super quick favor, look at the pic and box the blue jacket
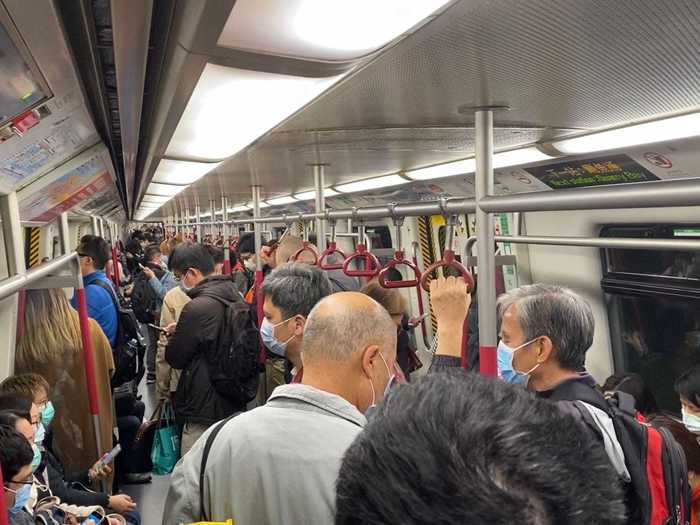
[148,271,178,301]
[71,271,118,347]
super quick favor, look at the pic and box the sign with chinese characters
[523,154,660,189]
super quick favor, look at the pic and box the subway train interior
[1,0,700,524]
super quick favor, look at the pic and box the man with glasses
[0,424,34,524]
[71,234,118,348]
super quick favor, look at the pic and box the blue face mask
[31,443,42,472]
[497,338,540,386]
[41,402,55,427]
[260,317,296,357]
[34,423,45,446]
[9,483,31,514]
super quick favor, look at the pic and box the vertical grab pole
[58,212,70,255]
[222,196,231,274]
[475,109,497,377]
[185,207,190,241]
[209,199,216,241]
[313,164,327,254]
[252,186,266,362]
[74,261,104,463]
[91,216,99,235]
[98,218,105,239]
[195,204,201,243]
[111,223,121,288]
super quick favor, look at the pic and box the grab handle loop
[291,221,319,264]
[378,206,422,288]
[318,218,346,270]
[420,215,474,292]
[342,222,381,277]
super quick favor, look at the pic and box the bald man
[163,292,397,525]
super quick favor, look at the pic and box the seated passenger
[675,365,700,434]
[0,424,35,525]
[0,375,136,516]
[15,288,115,474]
[163,292,397,525]
[646,414,700,524]
[164,244,242,456]
[335,371,627,525]
[260,263,332,390]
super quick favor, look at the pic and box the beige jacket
[156,285,191,400]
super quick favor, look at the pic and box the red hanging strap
[378,251,421,288]
[420,249,474,292]
[318,241,346,270]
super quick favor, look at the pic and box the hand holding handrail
[318,217,346,270]
[378,209,421,288]
[420,215,474,292]
[342,221,381,277]
[291,221,319,264]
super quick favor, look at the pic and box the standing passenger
[163,292,397,525]
[675,365,700,435]
[15,288,115,474]
[164,244,242,455]
[71,235,118,348]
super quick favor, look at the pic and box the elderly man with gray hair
[162,291,397,525]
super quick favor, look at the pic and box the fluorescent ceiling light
[335,174,408,194]
[266,195,298,206]
[166,64,341,161]
[141,194,172,204]
[218,0,450,62]
[406,158,476,181]
[294,188,339,200]
[405,147,554,181]
[552,112,700,155]
[493,147,554,168]
[152,159,221,185]
[229,205,252,213]
[147,182,186,197]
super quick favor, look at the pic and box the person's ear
[360,345,381,379]
[536,336,555,363]
[293,315,306,337]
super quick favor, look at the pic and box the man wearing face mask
[155,244,192,403]
[165,244,244,456]
[260,263,332,394]
[675,366,700,435]
[0,424,35,525]
[163,292,397,525]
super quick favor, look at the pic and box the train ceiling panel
[0,0,124,224]
[139,0,700,221]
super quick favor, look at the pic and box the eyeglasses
[3,475,33,492]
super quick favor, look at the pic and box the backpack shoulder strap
[200,414,237,521]
[89,278,119,309]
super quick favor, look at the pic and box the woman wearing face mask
[675,365,700,435]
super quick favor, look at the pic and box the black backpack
[131,271,158,324]
[90,279,146,388]
[562,392,691,525]
[207,296,262,406]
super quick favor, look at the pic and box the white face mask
[682,408,700,434]
[366,353,395,417]
[243,259,256,271]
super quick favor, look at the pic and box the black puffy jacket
[165,275,247,425]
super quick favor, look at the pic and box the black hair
[236,233,255,256]
[0,424,33,482]
[261,263,332,319]
[602,373,658,415]
[77,234,110,270]
[204,244,224,265]
[0,411,23,431]
[144,244,161,263]
[0,394,32,423]
[168,243,214,276]
[675,365,700,408]
[336,372,627,525]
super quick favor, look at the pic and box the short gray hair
[497,284,594,371]
[303,294,396,361]
[261,263,332,318]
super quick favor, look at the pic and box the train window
[601,224,700,412]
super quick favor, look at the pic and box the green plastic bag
[151,401,180,475]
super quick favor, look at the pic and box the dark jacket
[165,275,246,425]
[40,450,110,508]
[536,372,608,410]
